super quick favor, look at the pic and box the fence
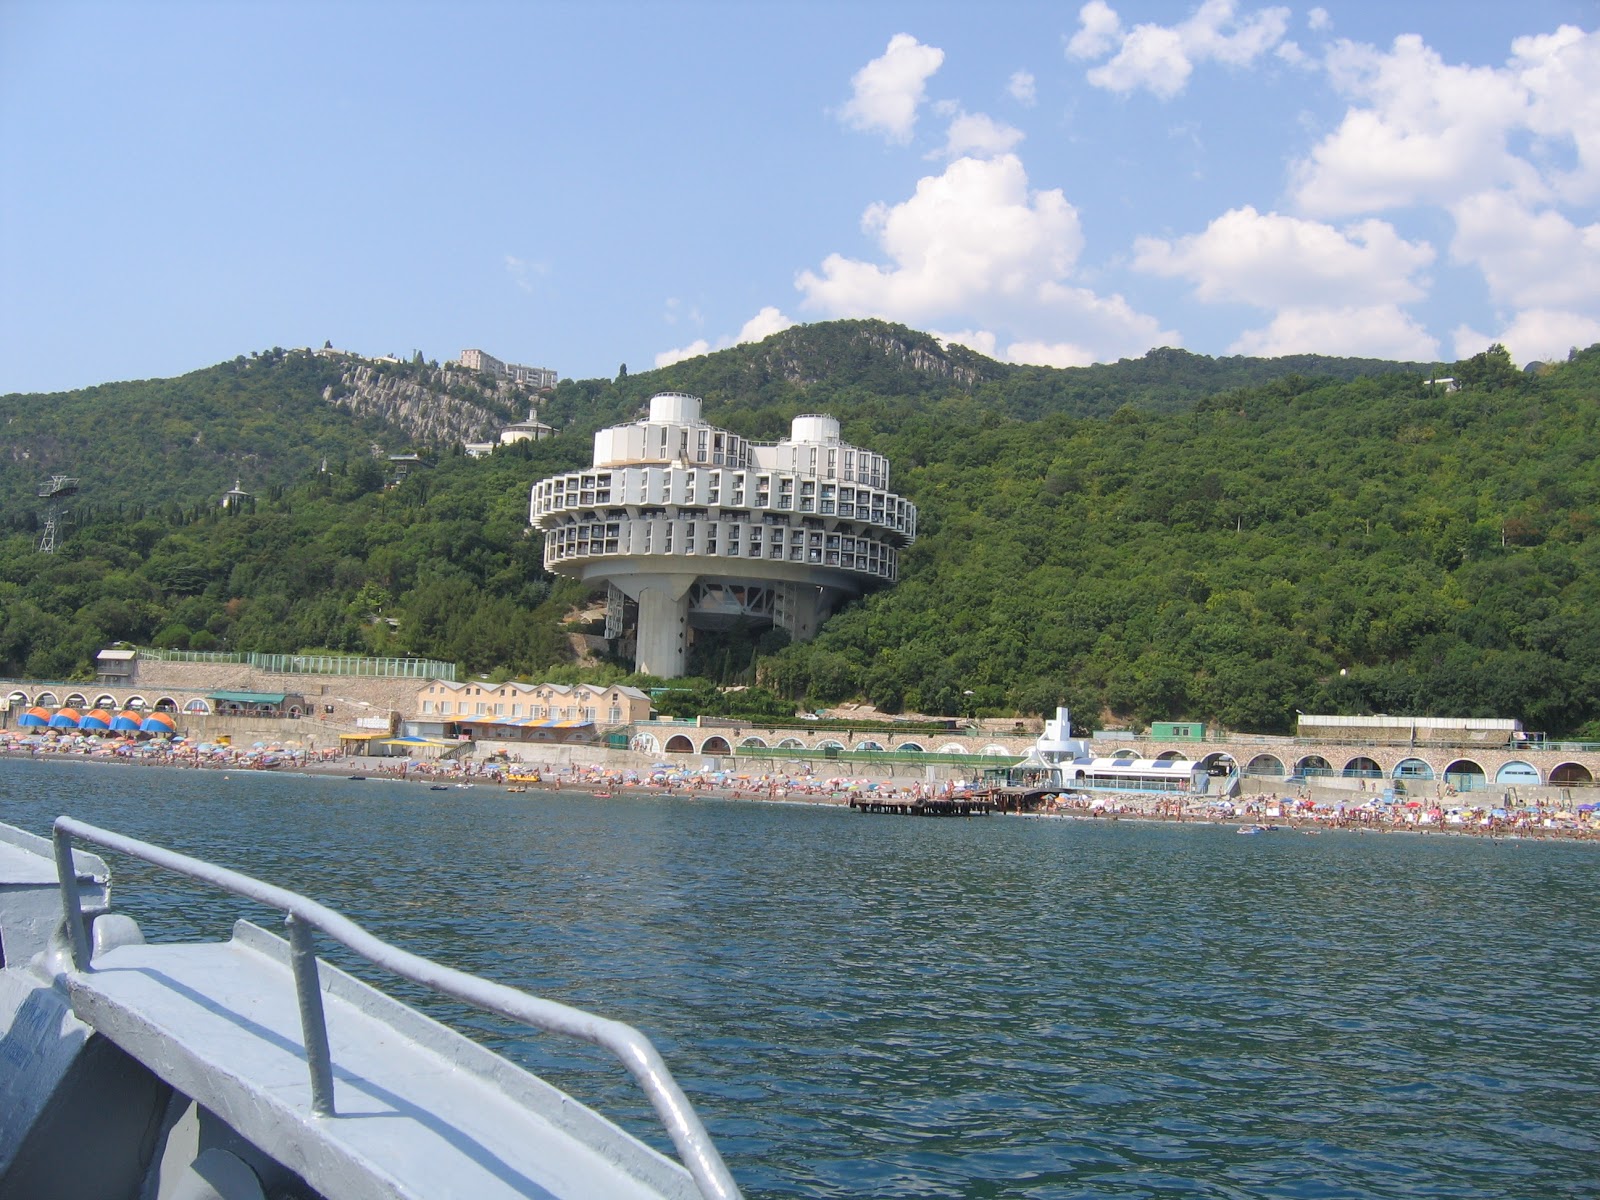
[136,650,456,681]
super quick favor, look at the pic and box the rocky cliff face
[322,363,529,446]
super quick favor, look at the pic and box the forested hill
[4,322,1597,737]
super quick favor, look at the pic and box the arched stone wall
[1245,754,1285,777]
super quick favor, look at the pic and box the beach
[4,729,1598,841]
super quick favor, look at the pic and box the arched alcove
[1495,760,1540,785]
[1443,760,1486,791]
[1393,758,1435,781]
[1550,762,1593,786]
[1244,754,1285,777]
[701,736,731,755]
[664,734,695,753]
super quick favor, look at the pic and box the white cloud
[504,255,548,294]
[838,33,945,143]
[933,111,1026,160]
[796,153,1173,361]
[1008,70,1037,107]
[1005,339,1101,368]
[655,306,795,368]
[1066,1,1122,60]
[1454,310,1600,365]
[1512,25,1600,203]
[932,328,999,358]
[1132,205,1434,308]
[1230,305,1440,359]
[1068,0,1291,98]
[1292,32,1560,216]
[1450,191,1600,310]
[654,339,711,369]
[735,305,795,344]
[797,154,1082,320]
[1307,7,1331,33]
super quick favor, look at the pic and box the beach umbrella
[48,708,83,728]
[17,707,50,728]
[111,710,142,731]
[140,712,177,734]
[79,708,113,731]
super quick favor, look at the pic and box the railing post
[51,825,91,971]
[286,912,337,1116]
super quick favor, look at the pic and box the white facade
[530,392,916,677]
[459,349,558,390]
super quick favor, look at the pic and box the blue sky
[2,0,1597,395]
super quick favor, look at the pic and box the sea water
[3,758,1597,1199]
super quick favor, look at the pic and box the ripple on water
[4,763,1598,1199]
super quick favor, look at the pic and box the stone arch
[816,739,845,751]
[855,740,884,751]
[1244,754,1285,778]
[937,742,970,755]
[153,697,180,714]
[123,695,147,710]
[93,693,117,709]
[898,742,925,753]
[6,690,28,708]
[1296,755,1332,777]
[981,744,1011,756]
[1393,757,1435,781]
[1495,760,1541,785]
[1343,756,1381,778]
[777,737,805,749]
[1110,747,1139,760]
[35,691,60,707]
[664,734,695,754]
[287,705,303,719]
[1549,762,1594,786]
[740,736,769,749]
[182,698,212,715]
[630,732,659,753]
[1198,752,1237,777]
[701,735,731,755]
[1443,759,1487,792]
[1154,749,1186,761]
[63,692,88,709]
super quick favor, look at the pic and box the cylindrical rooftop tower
[531,392,917,677]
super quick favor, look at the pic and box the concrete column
[636,587,690,678]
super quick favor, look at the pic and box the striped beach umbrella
[139,712,177,734]
[79,708,114,731]
[17,706,51,728]
[48,708,83,729]
[111,710,143,731]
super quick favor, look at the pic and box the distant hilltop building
[530,391,917,678]
[457,349,558,390]
[465,407,554,458]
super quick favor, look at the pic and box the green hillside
[4,321,1595,737]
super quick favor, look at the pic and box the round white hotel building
[530,391,916,678]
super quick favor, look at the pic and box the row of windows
[535,470,913,532]
[544,519,899,578]
[420,699,623,721]
[602,430,887,486]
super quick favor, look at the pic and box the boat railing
[51,816,741,1200]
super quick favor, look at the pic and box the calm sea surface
[4,757,1598,1199]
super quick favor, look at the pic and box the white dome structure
[530,392,917,677]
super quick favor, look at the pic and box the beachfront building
[415,680,651,725]
[530,391,917,677]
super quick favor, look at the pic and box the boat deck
[67,921,700,1200]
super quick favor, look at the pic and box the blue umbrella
[17,707,50,728]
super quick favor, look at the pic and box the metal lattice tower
[36,474,80,554]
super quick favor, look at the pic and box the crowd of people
[5,728,1598,839]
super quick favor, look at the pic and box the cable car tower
[37,474,79,553]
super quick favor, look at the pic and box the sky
[2,0,1597,396]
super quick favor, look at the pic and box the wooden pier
[850,794,994,816]
[849,787,1059,817]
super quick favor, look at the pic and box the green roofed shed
[209,691,289,704]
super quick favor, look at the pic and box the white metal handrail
[51,816,741,1200]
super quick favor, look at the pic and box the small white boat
[0,817,740,1199]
